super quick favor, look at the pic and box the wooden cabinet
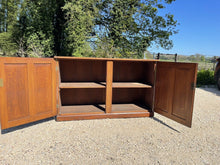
[56,58,156,121]
[0,57,197,130]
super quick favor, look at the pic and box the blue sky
[148,0,220,56]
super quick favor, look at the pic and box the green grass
[158,59,215,71]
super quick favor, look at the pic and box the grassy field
[197,62,215,71]
[154,54,217,71]
[157,59,215,71]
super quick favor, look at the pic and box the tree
[0,0,20,32]
[0,0,178,58]
[53,0,66,56]
[12,0,60,57]
[61,0,177,58]
[62,0,99,56]
[94,0,178,58]
[0,31,17,55]
[201,55,205,62]
[0,0,21,55]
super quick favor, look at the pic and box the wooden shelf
[57,103,151,121]
[60,104,150,114]
[111,103,151,113]
[59,82,152,89]
[112,82,152,88]
[59,105,105,114]
[59,82,106,89]
[98,103,150,113]
[99,82,152,88]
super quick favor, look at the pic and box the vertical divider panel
[105,60,113,113]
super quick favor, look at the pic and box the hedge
[197,69,216,86]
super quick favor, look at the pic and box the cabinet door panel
[154,62,197,127]
[154,65,175,114]
[33,63,54,115]
[4,64,29,122]
[0,57,57,130]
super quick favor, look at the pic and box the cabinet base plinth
[56,111,153,121]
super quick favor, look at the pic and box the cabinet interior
[112,61,155,113]
[57,59,155,118]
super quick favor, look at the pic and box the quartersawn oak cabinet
[0,56,197,130]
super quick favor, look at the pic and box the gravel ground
[0,87,220,164]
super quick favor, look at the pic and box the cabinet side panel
[4,63,30,122]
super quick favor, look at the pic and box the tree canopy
[0,0,177,58]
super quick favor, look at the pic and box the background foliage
[0,0,177,58]
[197,69,216,86]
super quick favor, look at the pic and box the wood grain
[154,62,198,127]
[112,82,152,88]
[59,59,106,82]
[56,111,150,121]
[0,57,57,129]
[60,88,106,105]
[60,105,105,114]
[59,82,105,88]
[105,61,113,113]
[110,103,150,113]
[32,63,53,115]
[0,57,198,129]
[4,63,30,122]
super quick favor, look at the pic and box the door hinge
[0,79,3,87]
[56,66,59,71]
[191,83,196,90]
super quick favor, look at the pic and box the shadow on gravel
[1,117,55,134]
[198,87,220,96]
[152,117,180,133]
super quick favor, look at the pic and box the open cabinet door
[154,62,197,127]
[0,57,57,130]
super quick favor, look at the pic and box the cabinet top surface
[54,56,159,62]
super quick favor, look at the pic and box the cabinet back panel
[113,61,155,85]
[59,60,106,82]
[112,88,152,107]
[60,88,105,105]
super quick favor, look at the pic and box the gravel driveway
[0,88,220,164]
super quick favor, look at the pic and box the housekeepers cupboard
[0,56,197,130]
